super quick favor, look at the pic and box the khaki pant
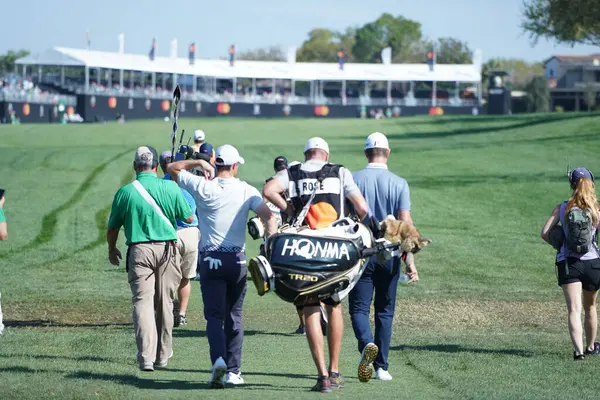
[176,227,200,279]
[127,241,181,367]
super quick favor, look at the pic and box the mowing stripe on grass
[0,148,134,258]
[19,148,134,251]
[74,169,135,255]
[3,168,136,269]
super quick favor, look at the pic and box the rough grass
[1,113,600,399]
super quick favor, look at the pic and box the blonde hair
[566,178,599,225]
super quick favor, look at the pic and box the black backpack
[565,207,595,254]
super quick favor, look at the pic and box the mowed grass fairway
[1,113,600,399]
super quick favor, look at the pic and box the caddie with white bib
[261,137,371,393]
[106,146,194,372]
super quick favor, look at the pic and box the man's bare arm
[263,178,288,212]
[0,221,7,240]
[167,159,213,181]
[255,203,278,238]
[106,228,122,266]
[398,210,413,225]
[347,191,369,221]
[107,228,119,251]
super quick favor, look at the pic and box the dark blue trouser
[199,251,247,374]
[348,256,400,371]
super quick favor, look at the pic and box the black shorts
[556,257,600,291]
[294,295,341,308]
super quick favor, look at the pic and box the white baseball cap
[304,137,329,154]
[134,146,158,165]
[193,129,206,141]
[364,132,389,150]
[215,144,245,166]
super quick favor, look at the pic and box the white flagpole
[118,33,125,54]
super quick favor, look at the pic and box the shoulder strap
[559,201,567,228]
[288,164,302,199]
[132,180,175,232]
[339,166,345,216]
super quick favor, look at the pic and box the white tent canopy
[16,48,85,67]
[16,47,482,83]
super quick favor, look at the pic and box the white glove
[204,256,222,270]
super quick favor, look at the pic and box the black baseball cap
[274,156,288,172]
[200,143,214,155]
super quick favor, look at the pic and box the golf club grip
[360,248,379,257]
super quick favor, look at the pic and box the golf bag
[249,217,379,304]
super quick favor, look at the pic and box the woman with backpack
[541,167,600,360]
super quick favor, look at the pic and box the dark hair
[161,156,172,166]
[216,165,233,172]
[274,156,288,172]
[365,148,388,159]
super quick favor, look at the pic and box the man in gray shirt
[168,144,277,389]
[349,132,416,383]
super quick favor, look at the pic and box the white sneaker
[226,372,245,385]
[375,368,393,381]
[209,357,227,389]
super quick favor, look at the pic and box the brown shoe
[311,376,332,393]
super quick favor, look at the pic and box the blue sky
[2,0,598,63]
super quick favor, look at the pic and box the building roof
[16,47,482,83]
[16,48,86,67]
[545,54,600,65]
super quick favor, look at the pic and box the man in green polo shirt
[107,146,193,372]
[0,192,7,336]
[0,193,6,240]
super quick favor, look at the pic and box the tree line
[0,49,30,73]
[239,13,474,65]
[236,12,549,93]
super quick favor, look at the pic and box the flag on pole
[149,38,156,61]
[118,33,125,54]
[170,39,178,59]
[229,44,235,67]
[86,30,91,50]
[189,42,196,65]
[426,50,435,71]
[337,48,345,70]
[472,48,482,68]
[381,47,392,65]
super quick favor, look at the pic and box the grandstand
[1,46,483,122]
[14,47,482,107]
